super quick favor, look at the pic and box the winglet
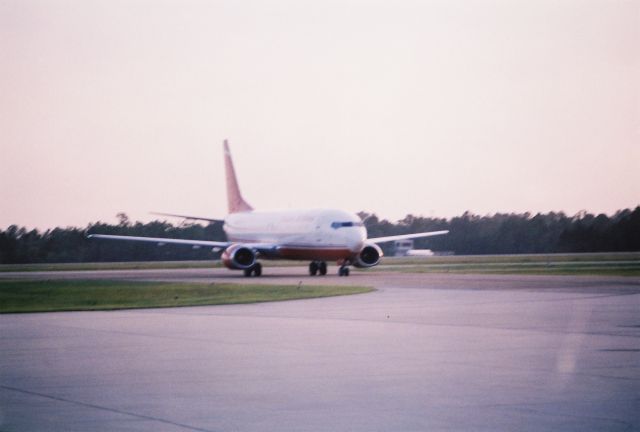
[224,140,253,214]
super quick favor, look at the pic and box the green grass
[0,280,374,314]
[0,260,311,272]
[379,264,640,277]
[0,260,222,272]
[2,252,638,276]
[370,253,640,277]
[381,252,640,265]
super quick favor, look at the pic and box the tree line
[1,208,638,264]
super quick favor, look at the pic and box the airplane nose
[348,228,366,252]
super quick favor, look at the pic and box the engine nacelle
[221,244,257,270]
[353,243,383,268]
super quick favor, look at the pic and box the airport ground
[2,251,639,276]
[1,261,639,431]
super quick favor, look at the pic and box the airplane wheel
[319,261,327,276]
[244,263,262,277]
[338,266,350,277]
[309,261,318,276]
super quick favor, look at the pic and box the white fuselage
[223,208,366,261]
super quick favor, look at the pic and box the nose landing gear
[337,259,351,277]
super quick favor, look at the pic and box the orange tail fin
[224,140,253,214]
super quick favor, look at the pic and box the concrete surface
[1,269,639,431]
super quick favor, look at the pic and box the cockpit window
[331,221,363,229]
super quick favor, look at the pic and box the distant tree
[1,207,638,264]
[116,212,130,227]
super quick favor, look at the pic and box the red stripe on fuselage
[275,247,354,261]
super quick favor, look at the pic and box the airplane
[88,140,448,277]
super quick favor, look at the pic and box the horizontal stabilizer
[150,212,224,223]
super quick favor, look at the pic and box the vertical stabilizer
[224,140,253,213]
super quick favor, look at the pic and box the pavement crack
[0,384,218,432]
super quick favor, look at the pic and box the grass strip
[0,280,374,314]
[0,261,221,272]
[0,260,321,272]
[376,263,640,277]
[2,252,639,273]
[381,252,640,265]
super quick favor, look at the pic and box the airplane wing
[87,234,230,248]
[150,212,224,223]
[368,230,449,244]
[88,235,282,255]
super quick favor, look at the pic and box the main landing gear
[243,262,262,277]
[308,261,351,276]
[309,261,327,276]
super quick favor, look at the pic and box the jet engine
[353,243,383,268]
[221,244,257,270]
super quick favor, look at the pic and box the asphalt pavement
[1,268,639,431]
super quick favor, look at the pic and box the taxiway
[1,268,639,431]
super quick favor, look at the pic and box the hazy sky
[1,0,638,229]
